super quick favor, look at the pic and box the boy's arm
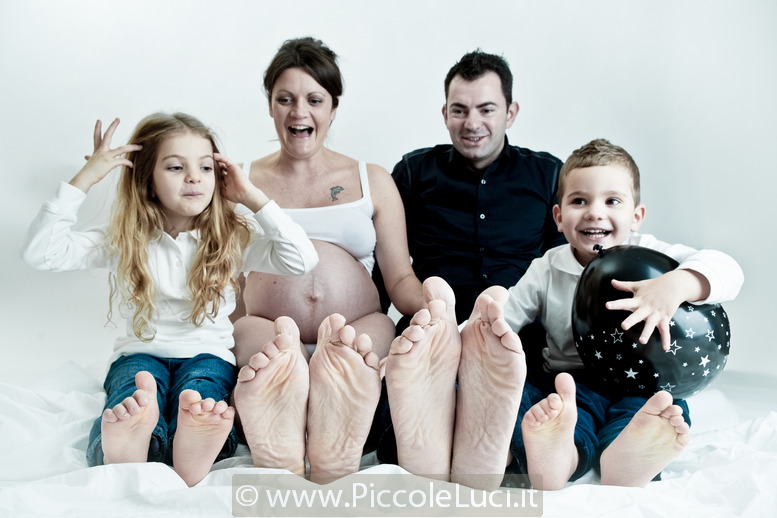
[606,234,744,350]
[606,269,709,350]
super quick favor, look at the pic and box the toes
[237,364,258,382]
[422,276,455,307]
[426,299,450,322]
[248,352,271,371]
[134,371,157,394]
[409,308,431,327]
[554,373,577,400]
[353,333,372,355]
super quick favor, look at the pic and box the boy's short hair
[558,138,641,204]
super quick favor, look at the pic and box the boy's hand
[606,269,710,350]
[69,119,142,193]
[214,153,270,213]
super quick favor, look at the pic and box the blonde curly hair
[106,112,251,341]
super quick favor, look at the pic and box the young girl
[21,113,318,486]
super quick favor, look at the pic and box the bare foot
[101,371,160,464]
[521,372,578,490]
[307,314,381,483]
[599,391,691,487]
[452,286,526,489]
[173,390,235,486]
[233,316,308,475]
[385,276,460,477]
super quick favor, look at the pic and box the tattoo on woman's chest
[330,186,344,201]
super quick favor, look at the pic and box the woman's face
[269,67,337,160]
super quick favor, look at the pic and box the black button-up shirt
[392,137,566,322]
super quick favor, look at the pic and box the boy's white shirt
[21,181,318,366]
[502,233,744,372]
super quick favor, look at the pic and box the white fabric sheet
[1,363,775,518]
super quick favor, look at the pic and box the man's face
[443,71,518,171]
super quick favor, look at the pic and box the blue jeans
[86,353,238,466]
[510,372,691,481]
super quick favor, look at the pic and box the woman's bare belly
[243,240,381,343]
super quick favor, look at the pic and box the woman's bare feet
[452,286,526,489]
[101,370,159,464]
[521,372,578,490]
[385,276,461,477]
[173,390,235,486]
[233,316,309,475]
[599,391,691,487]
[307,314,381,483]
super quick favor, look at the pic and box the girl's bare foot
[101,371,160,464]
[173,390,235,486]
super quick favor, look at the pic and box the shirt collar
[446,136,512,175]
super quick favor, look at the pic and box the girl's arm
[21,119,140,271]
[71,119,142,193]
[215,154,318,276]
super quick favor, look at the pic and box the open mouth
[581,229,611,238]
[289,125,313,136]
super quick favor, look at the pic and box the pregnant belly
[243,240,381,342]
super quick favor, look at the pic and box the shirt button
[482,273,488,279]
[175,261,182,267]
[479,247,485,252]
[479,214,485,220]
[481,179,486,185]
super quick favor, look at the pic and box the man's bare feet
[233,316,308,475]
[385,276,461,477]
[521,372,579,490]
[599,391,691,487]
[452,286,526,490]
[307,314,381,483]
[172,390,235,486]
[101,370,159,464]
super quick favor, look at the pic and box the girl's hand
[69,118,142,193]
[215,153,270,212]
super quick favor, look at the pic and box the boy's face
[553,165,646,266]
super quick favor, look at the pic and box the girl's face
[269,67,337,160]
[152,131,216,235]
[553,165,646,266]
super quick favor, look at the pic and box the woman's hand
[215,153,270,212]
[69,118,142,193]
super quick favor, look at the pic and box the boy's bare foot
[101,370,160,464]
[233,316,308,475]
[173,390,235,486]
[307,314,381,483]
[521,372,578,490]
[385,276,461,477]
[452,286,525,490]
[599,391,691,487]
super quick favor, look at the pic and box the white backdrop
[1,0,774,384]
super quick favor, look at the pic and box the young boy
[502,138,744,489]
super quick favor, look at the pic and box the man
[378,50,565,327]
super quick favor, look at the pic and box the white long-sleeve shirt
[503,233,744,372]
[21,182,319,365]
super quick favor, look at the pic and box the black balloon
[572,245,730,399]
